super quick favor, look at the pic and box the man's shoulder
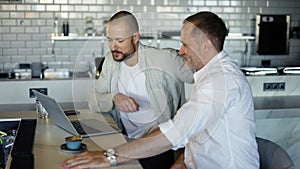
[102,52,120,68]
[141,44,178,56]
[161,47,179,54]
[103,52,116,62]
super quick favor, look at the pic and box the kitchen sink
[43,68,71,79]
[240,67,300,76]
[240,67,278,76]
[0,68,92,80]
[43,69,91,79]
[283,67,300,75]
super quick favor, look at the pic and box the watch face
[105,149,118,166]
[106,149,116,157]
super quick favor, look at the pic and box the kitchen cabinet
[0,78,92,112]
[248,75,300,169]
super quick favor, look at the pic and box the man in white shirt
[62,11,259,169]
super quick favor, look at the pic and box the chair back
[256,137,295,169]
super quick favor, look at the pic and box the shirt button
[188,162,193,168]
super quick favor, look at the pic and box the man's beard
[112,39,136,62]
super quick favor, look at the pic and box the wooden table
[0,111,142,169]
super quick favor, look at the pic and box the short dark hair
[108,11,139,33]
[184,11,227,52]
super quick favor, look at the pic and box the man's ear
[133,32,140,42]
[200,39,209,51]
[204,38,213,50]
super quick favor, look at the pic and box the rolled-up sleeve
[159,119,189,150]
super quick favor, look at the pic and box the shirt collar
[193,50,227,80]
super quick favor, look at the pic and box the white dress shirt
[159,51,259,169]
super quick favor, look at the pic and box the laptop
[32,90,121,137]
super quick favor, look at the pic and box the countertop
[253,96,300,119]
[0,110,142,169]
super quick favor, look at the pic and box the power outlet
[263,82,285,91]
[29,88,48,98]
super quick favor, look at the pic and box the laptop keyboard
[71,120,101,135]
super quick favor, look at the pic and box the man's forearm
[115,128,173,163]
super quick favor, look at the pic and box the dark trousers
[121,128,175,169]
[138,149,175,169]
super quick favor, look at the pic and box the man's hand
[170,152,187,169]
[113,93,139,112]
[61,151,109,169]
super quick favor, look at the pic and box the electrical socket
[263,82,285,91]
[29,88,48,98]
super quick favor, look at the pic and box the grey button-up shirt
[89,42,194,132]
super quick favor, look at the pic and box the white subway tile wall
[0,0,300,71]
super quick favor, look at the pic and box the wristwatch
[104,148,118,166]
